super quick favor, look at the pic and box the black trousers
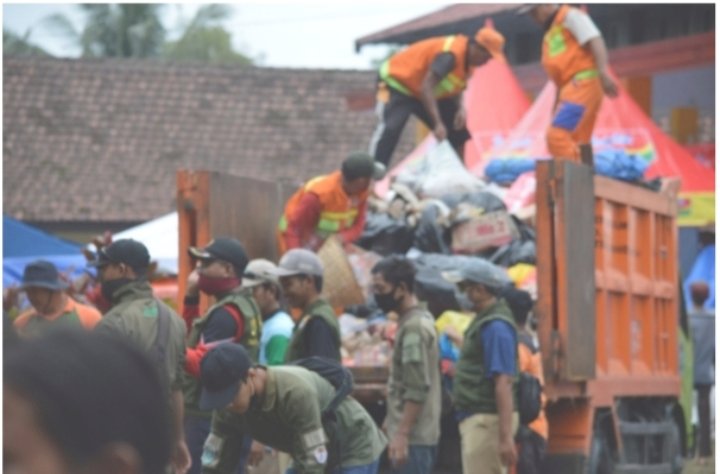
[369,83,471,167]
[516,425,547,474]
[696,383,713,457]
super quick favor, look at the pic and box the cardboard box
[451,211,518,254]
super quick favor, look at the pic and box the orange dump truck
[176,163,685,473]
[536,160,684,473]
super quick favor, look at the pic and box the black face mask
[374,286,402,314]
[100,278,134,303]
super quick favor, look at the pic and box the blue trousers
[286,459,380,474]
[184,414,211,474]
[390,445,437,474]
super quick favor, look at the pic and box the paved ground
[684,456,715,474]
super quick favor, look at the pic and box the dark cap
[188,238,249,276]
[21,260,68,291]
[87,239,150,272]
[199,343,252,411]
[341,152,386,181]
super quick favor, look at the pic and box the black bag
[290,356,354,473]
[517,371,542,425]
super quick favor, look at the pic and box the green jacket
[285,298,341,362]
[453,299,518,414]
[95,280,187,391]
[202,366,387,474]
[182,291,262,416]
[385,306,442,446]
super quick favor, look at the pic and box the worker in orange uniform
[369,27,505,167]
[503,288,547,474]
[519,4,618,163]
[277,152,385,254]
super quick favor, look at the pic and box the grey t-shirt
[690,309,715,385]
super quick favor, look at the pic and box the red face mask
[197,274,240,296]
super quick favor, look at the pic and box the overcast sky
[3,2,450,69]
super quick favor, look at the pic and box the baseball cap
[441,258,511,289]
[242,259,280,289]
[188,237,249,276]
[474,27,505,59]
[87,239,151,272]
[272,249,324,278]
[21,260,68,291]
[199,343,252,411]
[341,152,386,181]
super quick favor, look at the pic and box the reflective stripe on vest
[433,36,467,97]
[545,25,567,57]
[573,69,598,81]
[379,59,413,96]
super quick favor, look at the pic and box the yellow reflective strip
[321,209,358,220]
[443,35,455,51]
[317,218,341,232]
[573,69,599,81]
[278,215,288,231]
[379,58,413,96]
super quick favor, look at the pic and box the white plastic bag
[418,141,486,198]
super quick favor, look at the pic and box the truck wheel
[585,425,614,474]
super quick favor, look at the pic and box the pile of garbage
[337,143,540,367]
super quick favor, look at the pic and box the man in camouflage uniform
[200,343,386,473]
[180,237,262,474]
[92,239,190,473]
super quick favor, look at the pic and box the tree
[44,4,165,58]
[3,28,51,57]
[163,5,252,65]
[42,4,253,65]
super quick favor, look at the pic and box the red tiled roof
[3,58,417,222]
[356,3,520,49]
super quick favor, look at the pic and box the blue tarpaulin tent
[3,216,88,287]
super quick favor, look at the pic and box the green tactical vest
[22,308,82,337]
[183,291,262,416]
[285,298,341,362]
[453,299,519,414]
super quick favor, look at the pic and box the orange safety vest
[541,5,598,87]
[380,35,471,100]
[278,170,368,241]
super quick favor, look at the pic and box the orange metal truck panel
[537,161,679,399]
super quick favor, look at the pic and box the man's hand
[3,286,20,313]
[433,123,448,142]
[171,440,191,474]
[248,441,266,467]
[600,71,618,97]
[453,107,467,130]
[388,431,409,468]
[186,269,200,297]
[498,434,517,468]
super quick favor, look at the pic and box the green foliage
[44,4,165,58]
[3,28,51,57]
[163,5,251,64]
[41,3,252,64]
